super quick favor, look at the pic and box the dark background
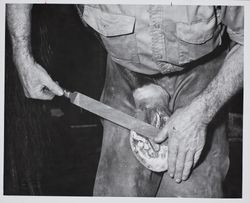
[4,5,243,197]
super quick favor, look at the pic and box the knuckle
[176,162,184,169]
[189,148,196,154]
[175,166,184,175]
[168,161,175,169]
[169,157,176,165]
[183,164,192,174]
[169,146,178,155]
[169,169,175,175]
[185,160,193,167]
[169,165,176,173]
[41,74,51,83]
[182,170,191,178]
[168,158,173,167]
[175,167,182,176]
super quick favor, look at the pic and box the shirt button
[154,23,160,29]
[158,54,163,59]
[102,24,108,28]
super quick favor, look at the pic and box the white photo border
[0,0,249,203]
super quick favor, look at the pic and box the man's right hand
[7,4,63,100]
[14,55,63,100]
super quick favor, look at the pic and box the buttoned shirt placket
[149,5,178,74]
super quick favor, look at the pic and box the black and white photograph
[1,0,248,201]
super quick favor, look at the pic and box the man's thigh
[94,47,230,197]
[156,120,229,197]
[156,48,230,197]
[93,56,162,196]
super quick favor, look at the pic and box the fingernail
[175,178,181,183]
[59,89,64,96]
[182,176,187,181]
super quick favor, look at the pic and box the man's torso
[77,5,225,74]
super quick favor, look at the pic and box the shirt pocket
[176,15,223,65]
[82,5,139,62]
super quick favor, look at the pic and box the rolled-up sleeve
[221,6,244,45]
[75,4,88,27]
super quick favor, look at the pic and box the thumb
[45,77,64,96]
[154,124,169,143]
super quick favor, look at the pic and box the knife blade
[64,90,160,139]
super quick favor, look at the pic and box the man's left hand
[154,101,208,183]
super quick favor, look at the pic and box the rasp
[63,90,160,139]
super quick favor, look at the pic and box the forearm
[6,4,33,60]
[195,43,243,123]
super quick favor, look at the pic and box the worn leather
[93,46,230,197]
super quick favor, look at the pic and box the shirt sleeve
[75,4,88,27]
[221,6,244,45]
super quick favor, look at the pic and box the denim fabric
[76,5,243,75]
[93,46,230,197]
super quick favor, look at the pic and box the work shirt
[76,5,244,75]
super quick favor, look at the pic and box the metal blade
[69,92,160,139]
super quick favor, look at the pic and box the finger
[44,76,63,96]
[154,125,169,143]
[182,150,195,181]
[36,87,55,100]
[42,86,56,98]
[29,92,54,100]
[168,142,178,178]
[38,93,55,100]
[174,149,187,183]
[193,148,203,167]
[25,85,54,100]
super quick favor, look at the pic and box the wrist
[12,35,32,56]
[191,96,214,125]
[12,42,34,67]
[191,93,219,125]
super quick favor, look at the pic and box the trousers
[93,47,230,197]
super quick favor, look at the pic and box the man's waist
[109,43,229,76]
[110,56,185,75]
